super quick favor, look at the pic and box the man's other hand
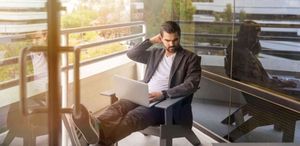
[149,92,163,103]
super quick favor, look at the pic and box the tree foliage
[144,0,195,38]
[61,7,98,28]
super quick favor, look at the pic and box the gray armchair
[100,90,201,146]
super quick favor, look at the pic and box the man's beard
[167,46,178,53]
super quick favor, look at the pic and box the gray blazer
[127,39,201,127]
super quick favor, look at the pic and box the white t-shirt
[148,53,176,93]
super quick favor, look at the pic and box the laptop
[113,75,161,107]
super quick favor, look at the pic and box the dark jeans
[97,99,164,145]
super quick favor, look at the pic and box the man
[72,21,201,145]
[224,20,296,91]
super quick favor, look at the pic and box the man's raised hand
[150,34,162,44]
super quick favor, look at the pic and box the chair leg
[223,117,270,141]
[233,110,245,126]
[221,105,247,125]
[273,124,281,131]
[160,137,172,146]
[24,132,35,146]
[2,130,15,145]
[115,142,118,146]
[281,120,296,142]
[185,129,201,146]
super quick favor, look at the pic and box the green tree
[172,0,195,20]
[144,0,195,39]
[217,4,233,22]
[239,10,247,22]
[204,3,235,45]
[61,7,98,28]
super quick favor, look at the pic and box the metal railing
[19,46,74,115]
[17,21,146,115]
[0,21,146,90]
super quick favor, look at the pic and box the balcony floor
[0,125,217,146]
[118,127,217,146]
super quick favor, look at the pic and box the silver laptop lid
[113,75,150,107]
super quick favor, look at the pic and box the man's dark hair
[160,21,181,37]
[237,20,261,55]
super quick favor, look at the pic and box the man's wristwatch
[162,90,169,100]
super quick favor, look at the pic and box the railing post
[73,47,81,118]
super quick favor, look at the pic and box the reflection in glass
[224,20,297,95]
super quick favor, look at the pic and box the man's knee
[113,99,138,107]
[127,107,163,125]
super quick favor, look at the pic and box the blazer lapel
[155,49,165,69]
[169,48,184,84]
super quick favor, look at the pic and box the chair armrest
[100,89,115,97]
[154,96,185,109]
[100,89,118,104]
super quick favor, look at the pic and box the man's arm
[127,34,162,64]
[166,55,201,98]
[126,39,152,64]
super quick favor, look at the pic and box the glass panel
[188,0,300,144]
[0,1,50,145]
[192,78,233,138]
[10,0,296,145]
[174,0,300,144]
[59,0,299,144]
[62,0,299,144]
[227,0,300,143]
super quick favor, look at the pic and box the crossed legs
[72,99,164,145]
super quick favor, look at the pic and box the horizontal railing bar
[61,108,73,113]
[0,3,46,9]
[0,46,73,67]
[0,50,129,90]
[186,45,300,52]
[0,31,47,42]
[29,107,48,114]
[0,75,35,90]
[62,50,128,71]
[178,20,237,26]
[178,20,300,28]
[27,107,74,114]
[0,23,47,34]
[0,19,47,23]
[0,56,31,67]
[183,32,300,42]
[75,33,145,50]
[182,33,236,40]
[0,8,46,12]
[25,46,74,52]
[261,49,300,56]
[259,35,300,42]
[61,21,144,34]
[183,45,226,50]
[202,69,300,113]
[0,21,144,41]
